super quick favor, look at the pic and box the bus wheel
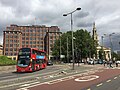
[32,67,35,72]
[36,66,39,71]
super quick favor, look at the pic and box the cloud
[0,0,120,49]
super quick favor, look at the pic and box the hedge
[0,56,16,66]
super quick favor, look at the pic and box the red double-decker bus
[16,47,47,72]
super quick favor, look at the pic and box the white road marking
[75,75,99,82]
[106,80,111,82]
[0,75,15,79]
[0,80,38,89]
[97,83,103,87]
[20,82,40,87]
[17,76,75,90]
[17,68,103,90]
[114,77,117,79]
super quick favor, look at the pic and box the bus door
[39,59,43,69]
[32,60,35,71]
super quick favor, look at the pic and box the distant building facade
[45,32,62,59]
[3,24,60,60]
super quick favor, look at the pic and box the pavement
[16,63,120,90]
[0,63,119,74]
[0,65,16,73]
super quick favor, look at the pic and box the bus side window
[32,50,35,54]
[38,51,40,55]
[39,60,42,63]
[36,60,40,64]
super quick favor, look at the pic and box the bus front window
[17,59,30,67]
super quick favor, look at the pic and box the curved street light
[63,7,81,70]
[104,33,115,60]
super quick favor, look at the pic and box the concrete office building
[3,24,60,60]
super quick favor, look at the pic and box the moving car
[47,60,53,66]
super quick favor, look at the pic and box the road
[85,75,120,90]
[0,64,120,90]
[17,66,120,90]
[0,64,94,90]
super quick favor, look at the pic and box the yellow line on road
[106,80,111,82]
[97,83,103,87]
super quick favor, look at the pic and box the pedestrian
[109,60,113,68]
[103,60,106,67]
[92,60,94,65]
[115,61,118,67]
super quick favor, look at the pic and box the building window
[10,44,13,47]
[50,36,53,39]
[22,41,25,44]
[22,33,25,36]
[5,40,9,43]
[33,41,36,44]
[10,40,13,43]
[26,37,29,40]
[5,48,8,51]
[14,40,17,43]
[5,53,8,55]
[30,30,33,32]
[30,41,32,44]
[6,44,9,47]
[26,33,29,36]
[10,48,13,51]
[10,35,13,38]
[26,30,29,32]
[6,36,9,38]
[10,53,13,56]
[37,41,39,44]
[26,41,29,44]
[14,53,17,56]
[22,37,25,40]
[14,48,17,51]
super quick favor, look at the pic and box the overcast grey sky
[0,0,120,44]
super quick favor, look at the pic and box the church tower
[92,22,99,46]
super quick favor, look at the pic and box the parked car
[47,60,53,66]
[97,59,104,64]
[87,60,94,64]
[116,60,120,64]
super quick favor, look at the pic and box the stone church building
[92,22,111,60]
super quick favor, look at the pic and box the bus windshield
[17,57,30,67]
[18,48,31,55]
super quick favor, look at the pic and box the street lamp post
[101,36,104,59]
[104,33,115,60]
[63,8,81,70]
[109,33,115,60]
[67,37,69,63]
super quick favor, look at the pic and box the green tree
[52,29,97,62]
[74,29,96,59]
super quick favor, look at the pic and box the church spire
[92,22,99,46]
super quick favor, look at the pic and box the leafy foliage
[0,56,16,66]
[52,29,97,62]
